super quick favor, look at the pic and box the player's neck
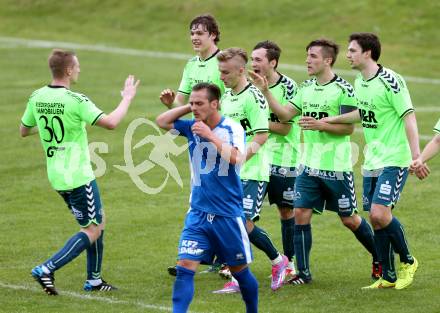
[360,62,380,80]
[51,78,71,89]
[199,45,218,60]
[205,112,222,129]
[232,76,249,94]
[266,70,280,86]
[316,69,335,85]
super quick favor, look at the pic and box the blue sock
[248,225,279,260]
[172,266,195,313]
[293,224,312,279]
[87,230,104,280]
[232,267,258,313]
[43,232,90,272]
[385,217,414,264]
[374,228,396,282]
[352,217,378,262]
[281,217,295,261]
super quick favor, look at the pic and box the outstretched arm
[96,75,140,130]
[156,104,192,130]
[322,110,361,124]
[299,116,354,135]
[248,71,299,122]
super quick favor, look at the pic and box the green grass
[0,1,439,312]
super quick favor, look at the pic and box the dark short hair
[190,14,220,44]
[48,49,76,79]
[192,83,221,102]
[253,40,282,69]
[306,39,339,66]
[349,32,381,61]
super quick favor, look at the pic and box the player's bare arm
[96,75,140,130]
[246,131,268,161]
[156,104,192,130]
[299,116,354,135]
[269,122,291,135]
[403,112,421,160]
[322,109,361,124]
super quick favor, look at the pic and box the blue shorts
[266,165,297,209]
[362,167,409,211]
[177,209,253,266]
[57,180,103,227]
[293,167,358,217]
[242,179,268,221]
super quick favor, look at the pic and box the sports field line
[0,36,439,85]
[0,281,205,313]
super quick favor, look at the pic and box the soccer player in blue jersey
[156,83,258,313]
[20,49,139,295]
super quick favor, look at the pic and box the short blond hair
[217,47,248,65]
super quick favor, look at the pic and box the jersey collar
[47,85,67,89]
[233,83,251,96]
[199,49,220,62]
[269,72,283,89]
[316,74,337,86]
[365,64,383,82]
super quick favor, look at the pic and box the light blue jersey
[173,117,245,217]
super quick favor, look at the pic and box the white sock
[87,279,103,286]
[271,254,283,265]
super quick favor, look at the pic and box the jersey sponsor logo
[240,118,251,130]
[338,194,351,209]
[236,253,245,260]
[269,112,280,123]
[379,180,392,195]
[359,108,378,129]
[283,187,294,201]
[303,111,329,120]
[180,240,204,256]
[243,195,254,210]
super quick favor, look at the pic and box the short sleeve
[21,100,36,127]
[434,118,440,134]
[77,94,104,125]
[245,91,269,134]
[173,119,194,138]
[177,62,192,95]
[388,75,414,118]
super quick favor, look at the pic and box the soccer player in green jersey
[410,118,440,179]
[160,14,225,108]
[160,14,226,277]
[213,47,289,293]
[250,40,299,278]
[20,49,139,295]
[250,39,378,285]
[324,33,420,289]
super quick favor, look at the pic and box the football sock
[172,266,195,313]
[293,224,312,279]
[385,217,414,264]
[248,225,279,261]
[374,228,396,282]
[232,267,258,313]
[352,217,378,262]
[281,217,295,261]
[43,232,90,272]
[87,230,104,280]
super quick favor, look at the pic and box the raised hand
[160,88,176,109]
[248,70,269,92]
[121,75,140,100]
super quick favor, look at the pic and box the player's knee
[176,259,199,272]
[81,223,102,243]
[340,215,359,231]
[294,208,312,224]
[278,207,294,220]
[245,220,255,233]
